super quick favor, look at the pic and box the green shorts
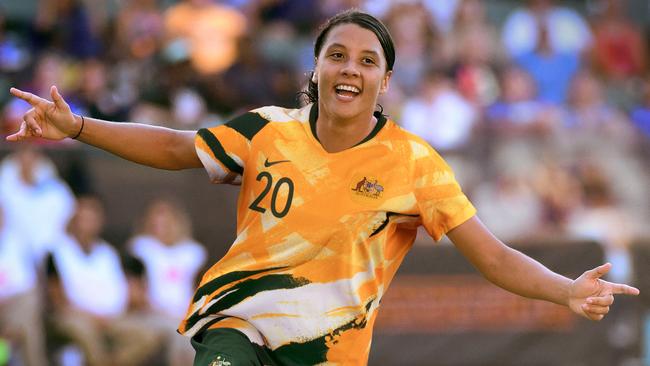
[191,328,276,366]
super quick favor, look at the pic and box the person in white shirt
[0,145,75,264]
[129,197,206,366]
[47,195,160,366]
[501,0,592,58]
[0,205,47,366]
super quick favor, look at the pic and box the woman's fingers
[586,294,614,306]
[582,303,610,316]
[6,121,31,141]
[5,108,43,141]
[50,85,69,110]
[10,88,48,108]
[24,112,42,137]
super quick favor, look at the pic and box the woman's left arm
[447,216,639,321]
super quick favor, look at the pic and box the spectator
[558,71,647,219]
[566,162,637,284]
[472,170,543,242]
[589,0,646,82]
[47,196,161,366]
[501,0,592,58]
[163,0,247,75]
[515,17,581,104]
[383,2,444,96]
[0,205,47,366]
[33,0,102,59]
[561,69,633,139]
[532,159,583,234]
[589,0,646,109]
[74,58,132,122]
[401,70,478,152]
[485,65,559,137]
[361,0,460,35]
[448,0,502,106]
[0,145,75,264]
[129,197,206,366]
[113,0,165,61]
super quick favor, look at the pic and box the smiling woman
[299,11,395,154]
[311,22,392,153]
[6,8,640,366]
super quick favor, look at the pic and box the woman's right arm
[8,86,202,170]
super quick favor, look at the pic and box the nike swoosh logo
[264,158,291,167]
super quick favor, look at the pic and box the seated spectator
[531,159,583,235]
[163,0,247,75]
[501,0,592,58]
[566,162,638,283]
[401,71,478,152]
[485,66,560,137]
[113,0,164,61]
[128,197,206,366]
[33,0,102,59]
[515,18,580,104]
[74,58,132,122]
[0,145,75,264]
[589,0,645,82]
[472,169,543,242]
[561,70,634,139]
[383,2,444,96]
[47,196,160,366]
[0,205,47,366]
[589,0,646,110]
[557,72,647,225]
[448,0,503,106]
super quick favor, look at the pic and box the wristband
[71,115,85,139]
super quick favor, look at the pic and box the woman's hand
[7,86,80,141]
[568,263,639,321]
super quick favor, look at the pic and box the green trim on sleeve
[197,129,244,175]
[225,112,269,140]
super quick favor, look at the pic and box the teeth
[336,85,360,93]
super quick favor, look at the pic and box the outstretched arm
[8,86,202,170]
[447,216,639,321]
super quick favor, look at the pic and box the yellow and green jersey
[180,104,476,365]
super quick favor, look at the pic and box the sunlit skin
[313,23,392,153]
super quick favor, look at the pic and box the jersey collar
[308,104,387,148]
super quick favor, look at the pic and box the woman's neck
[315,107,377,153]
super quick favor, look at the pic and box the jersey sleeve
[411,140,476,241]
[194,111,269,184]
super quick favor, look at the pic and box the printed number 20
[249,172,294,218]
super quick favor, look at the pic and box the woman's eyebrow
[325,43,380,57]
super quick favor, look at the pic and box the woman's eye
[363,58,376,65]
[330,53,343,59]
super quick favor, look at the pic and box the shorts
[191,328,277,366]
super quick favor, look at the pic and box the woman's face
[313,23,391,122]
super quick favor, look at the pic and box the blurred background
[0,0,649,365]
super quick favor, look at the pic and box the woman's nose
[341,61,360,78]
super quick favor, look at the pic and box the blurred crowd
[1,0,650,365]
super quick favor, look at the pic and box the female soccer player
[8,10,639,366]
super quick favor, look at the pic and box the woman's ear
[312,57,319,84]
[379,70,392,94]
